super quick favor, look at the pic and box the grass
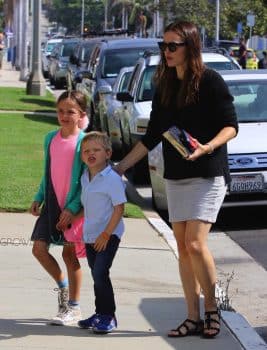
[0,87,56,112]
[0,113,144,218]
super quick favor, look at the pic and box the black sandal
[203,309,221,338]
[168,319,204,338]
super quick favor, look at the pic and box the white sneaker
[48,287,69,325]
[50,306,82,326]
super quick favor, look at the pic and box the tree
[46,0,106,34]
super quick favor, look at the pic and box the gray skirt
[165,176,227,223]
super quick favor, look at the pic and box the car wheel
[119,121,129,157]
[103,115,110,136]
[54,79,64,89]
[132,155,150,185]
[49,75,55,86]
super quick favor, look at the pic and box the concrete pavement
[0,213,244,350]
[0,56,267,349]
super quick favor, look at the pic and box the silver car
[98,66,134,158]
[116,51,241,158]
[148,71,267,210]
[48,37,80,89]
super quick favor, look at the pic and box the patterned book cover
[163,126,197,158]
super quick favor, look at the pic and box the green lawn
[0,87,56,112]
[0,113,144,218]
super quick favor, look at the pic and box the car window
[61,42,78,57]
[102,48,153,78]
[118,71,132,92]
[228,81,267,122]
[205,61,233,70]
[82,43,97,62]
[127,63,142,92]
[137,65,156,101]
[46,42,58,53]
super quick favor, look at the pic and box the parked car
[48,37,80,88]
[230,46,259,69]
[98,66,134,158]
[148,70,267,210]
[67,38,101,89]
[116,51,241,164]
[202,50,241,70]
[42,37,63,78]
[75,37,160,130]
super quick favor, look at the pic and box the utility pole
[19,0,29,81]
[215,0,220,42]
[81,0,84,36]
[27,0,46,96]
[104,0,108,31]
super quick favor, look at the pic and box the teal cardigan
[34,130,86,214]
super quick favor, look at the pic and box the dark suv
[67,38,101,89]
[75,37,159,130]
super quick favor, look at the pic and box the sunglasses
[158,41,186,53]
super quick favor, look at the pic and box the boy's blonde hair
[81,131,112,151]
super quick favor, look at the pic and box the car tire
[132,156,151,185]
[103,115,110,136]
[54,79,64,89]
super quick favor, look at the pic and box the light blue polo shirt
[81,165,127,243]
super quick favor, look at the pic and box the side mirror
[116,91,134,102]
[98,85,112,95]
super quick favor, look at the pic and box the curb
[125,179,267,350]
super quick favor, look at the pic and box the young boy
[78,131,127,334]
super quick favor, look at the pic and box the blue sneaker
[78,314,99,329]
[93,315,117,334]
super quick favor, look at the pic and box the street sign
[237,22,242,34]
[247,14,255,27]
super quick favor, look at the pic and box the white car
[148,71,267,210]
[116,51,241,182]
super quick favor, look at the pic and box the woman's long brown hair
[155,21,205,108]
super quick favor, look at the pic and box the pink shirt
[50,131,86,258]
[50,131,78,209]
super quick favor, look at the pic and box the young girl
[30,90,88,326]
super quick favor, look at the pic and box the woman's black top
[141,68,238,184]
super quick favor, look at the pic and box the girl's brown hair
[154,21,205,108]
[57,90,87,112]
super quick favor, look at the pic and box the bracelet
[205,143,214,154]
[101,231,110,241]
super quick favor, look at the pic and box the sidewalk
[0,57,266,349]
[0,58,26,88]
[0,213,244,350]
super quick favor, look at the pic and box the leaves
[45,0,267,39]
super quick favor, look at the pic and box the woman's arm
[188,126,237,161]
[114,141,149,175]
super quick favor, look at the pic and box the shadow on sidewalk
[0,317,162,340]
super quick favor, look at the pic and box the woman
[115,21,238,338]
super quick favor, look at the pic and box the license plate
[230,174,264,193]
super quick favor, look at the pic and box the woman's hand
[187,141,212,161]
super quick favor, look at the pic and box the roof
[99,38,159,49]
[202,52,231,62]
[219,70,267,81]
